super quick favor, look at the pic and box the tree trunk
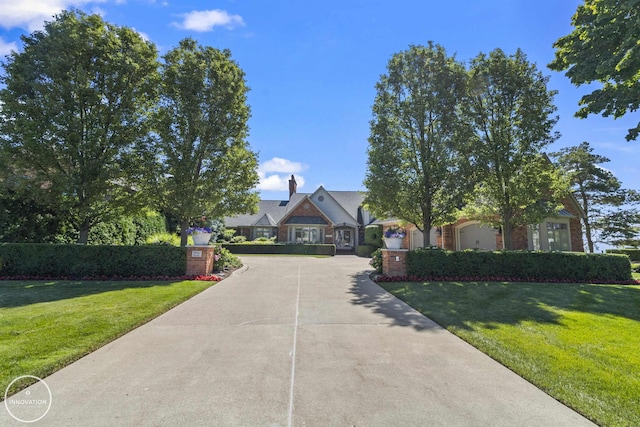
[502,212,513,250]
[584,218,594,253]
[78,219,90,245]
[422,214,432,248]
[180,218,190,247]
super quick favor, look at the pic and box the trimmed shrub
[223,243,336,256]
[406,249,632,282]
[365,225,383,248]
[356,245,376,258]
[606,249,640,262]
[87,210,167,246]
[0,243,185,277]
[230,235,247,244]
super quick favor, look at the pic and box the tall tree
[464,48,567,249]
[596,204,640,248]
[155,38,259,247]
[364,43,473,246]
[548,0,640,141]
[0,10,159,244]
[551,141,623,252]
[551,141,633,252]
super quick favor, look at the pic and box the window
[254,227,272,239]
[530,224,541,250]
[292,226,321,243]
[547,222,570,251]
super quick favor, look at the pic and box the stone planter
[384,236,403,249]
[191,233,212,246]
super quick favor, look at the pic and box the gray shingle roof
[325,191,365,221]
[224,189,366,228]
[224,200,288,228]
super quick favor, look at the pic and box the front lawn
[0,279,217,397]
[379,280,640,427]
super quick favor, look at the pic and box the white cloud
[172,9,244,32]
[0,37,18,56]
[131,27,151,42]
[0,0,104,31]
[259,157,307,174]
[257,157,307,191]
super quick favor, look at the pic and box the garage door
[410,228,438,249]
[458,223,497,250]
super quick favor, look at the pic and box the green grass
[0,279,217,397]
[379,280,640,427]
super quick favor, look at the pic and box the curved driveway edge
[1,255,594,426]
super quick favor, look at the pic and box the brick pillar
[382,249,408,277]
[186,246,216,276]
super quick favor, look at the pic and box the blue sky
[1,0,638,202]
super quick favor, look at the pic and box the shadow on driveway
[347,271,439,331]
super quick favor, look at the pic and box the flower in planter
[187,227,212,235]
[384,226,406,238]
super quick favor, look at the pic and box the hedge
[356,245,376,258]
[406,249,632,282]
[606,249,640,262]
[364,225,383,248]
[0,243,185,278]
[222,243,336,256]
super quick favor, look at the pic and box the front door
[335,229,352,249]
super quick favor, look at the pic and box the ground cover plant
[0,279,218,397]
[378,280,640,427]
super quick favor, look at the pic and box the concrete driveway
[1,255,594,426]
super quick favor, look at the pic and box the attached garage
[457,222,498,250]
[410,227,438,249]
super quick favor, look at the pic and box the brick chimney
[288,174,297,199]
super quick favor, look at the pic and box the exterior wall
[310,188,357,226]
[569,217,584,252]
[563,195,585,252]
[236,227,251,239]
[511,226,529,250]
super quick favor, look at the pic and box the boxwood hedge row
[0,244,186,278]
[406,249,632,282]
[606,249,640,262]
[222,243,336,256]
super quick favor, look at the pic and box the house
[375,194,586,252]
[224,176,374,251]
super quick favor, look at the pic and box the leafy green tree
[549,0,640,141]
[364,43,473,246]
[464,48,567,249]
[596,204,640,248]
[551,141,636,252]
[154,38,259,247]
[0,10,159,244]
